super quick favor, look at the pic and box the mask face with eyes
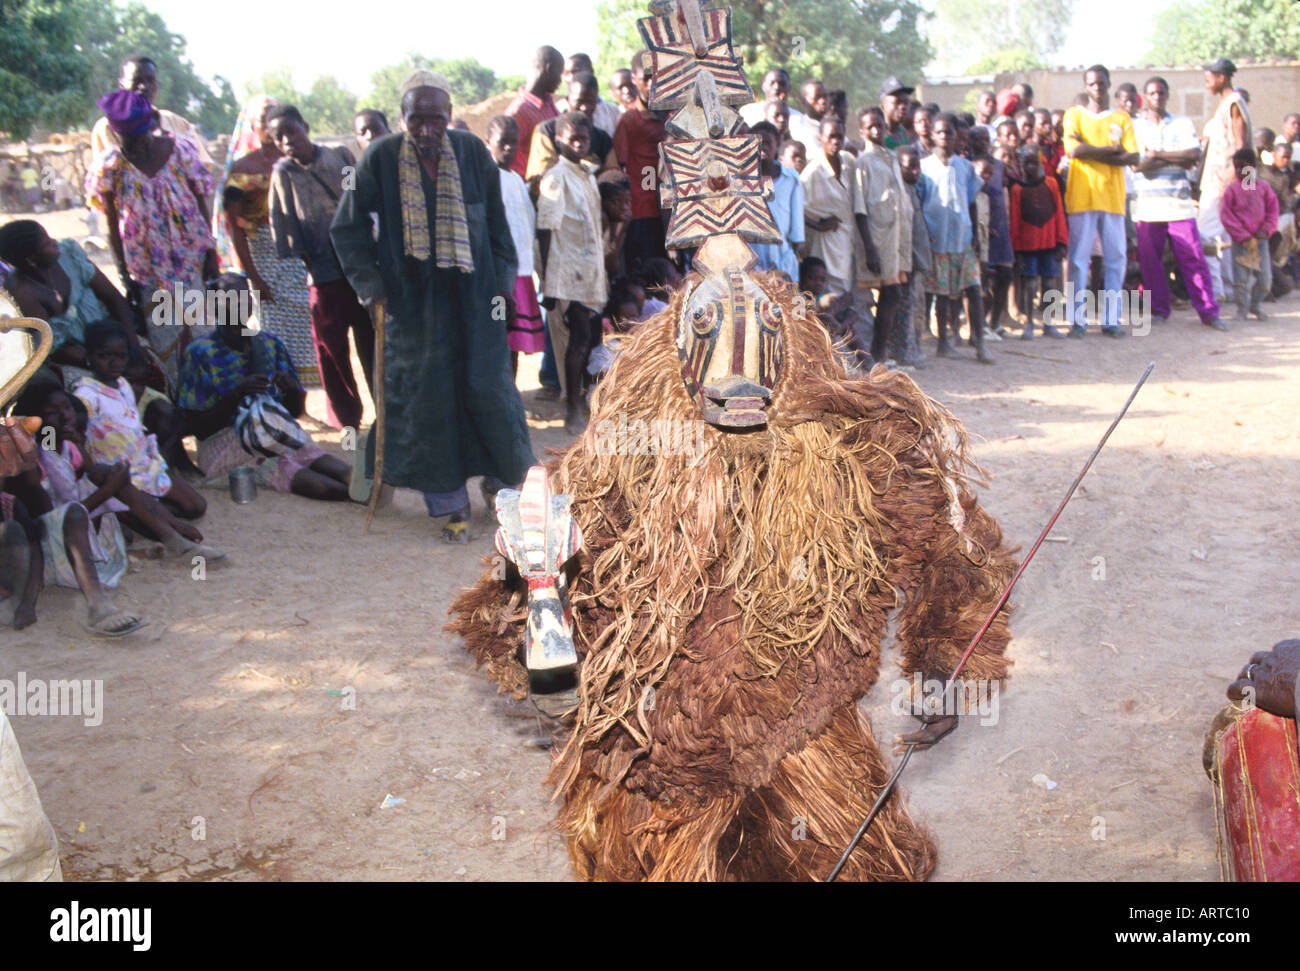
[676,234,783,429]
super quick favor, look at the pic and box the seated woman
[22,381,224,561]
[2,445,146,638]
[0,219,139,375]
[72,321,207,520]
[0,222,198,475]
[176,273,351,501]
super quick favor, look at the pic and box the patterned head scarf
[213,94,279,270]
[98,90,154,137]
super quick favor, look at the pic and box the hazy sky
[140,0,1171,97]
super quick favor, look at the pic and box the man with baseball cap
[1199,57,1253,303]
[880,76,915,150]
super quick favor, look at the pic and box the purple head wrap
[98,90,154,137]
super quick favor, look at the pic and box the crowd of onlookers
[2,46,1300,638]
[452,49,1300,383]
[3,34,1300,886]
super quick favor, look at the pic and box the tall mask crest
[640,0,784,429]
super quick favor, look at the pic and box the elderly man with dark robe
[330,70,535,543]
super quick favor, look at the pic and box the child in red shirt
[1009,146,1068,338]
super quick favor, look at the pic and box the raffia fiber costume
[447,272,1016,881]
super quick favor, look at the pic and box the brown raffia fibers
[447,273,1017,880]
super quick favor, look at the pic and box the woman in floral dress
[84,90,218,384]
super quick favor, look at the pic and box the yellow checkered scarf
[398,133,473,272]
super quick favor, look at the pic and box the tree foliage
[1145,0,1300,65]
[242,69,361,136]
[0,0,237,140]
[0,0,90,138]
[595,0,933,113]
[242,54,524,136]
[929,0,1073,75]
[364,54,525,123]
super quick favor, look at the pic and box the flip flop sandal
[83,610,149,638]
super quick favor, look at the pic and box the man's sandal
[442,503,472,544]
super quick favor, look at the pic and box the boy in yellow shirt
[1062,65,1139,336]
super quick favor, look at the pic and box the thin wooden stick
[364,304,386,531]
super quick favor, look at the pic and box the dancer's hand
[1228,640,1300,718]
[895,714,957,753]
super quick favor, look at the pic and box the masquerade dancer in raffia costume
[448,0,1016,881]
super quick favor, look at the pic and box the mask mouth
[701,376,771,428]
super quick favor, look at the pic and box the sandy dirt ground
[4,208,1298,881]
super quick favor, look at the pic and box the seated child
[25,382,224,560]
[799,255,871,371]
[588,282,645,377]
[3,387,152,637]
[0,491,143,635]
[73,320,207,520]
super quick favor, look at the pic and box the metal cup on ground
[228,467,257,503]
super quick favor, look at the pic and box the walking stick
[826,361,1156,882]
[364,303,386,531]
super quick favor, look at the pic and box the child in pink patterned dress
[73,321,208,521]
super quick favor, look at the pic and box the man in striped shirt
[506,46,564,179]
[1132,76,1222,329]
